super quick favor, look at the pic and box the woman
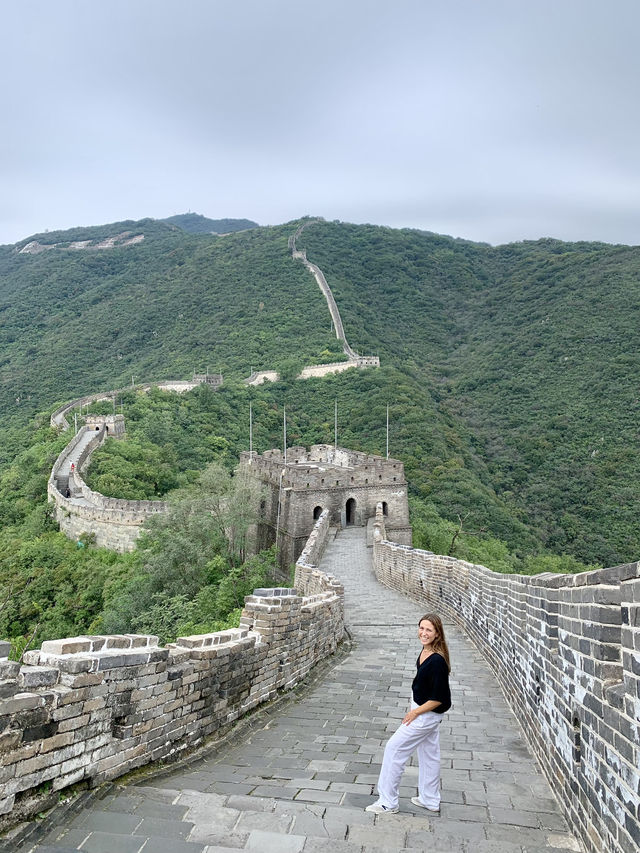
[366,613,451,815]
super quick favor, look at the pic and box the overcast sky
[2,0,639,246]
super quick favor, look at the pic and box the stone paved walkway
[22,528,582,853]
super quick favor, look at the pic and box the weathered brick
[0,693,44,715]
[40,638,93,655]
[19,666,59,689]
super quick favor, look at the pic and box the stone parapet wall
[298,358,380,379]
[243,358,379,386]
[372,507,640,853]
[0,513,343,825]
[52,510,144,552]
[48,422,167,551]
[244,370,280,386]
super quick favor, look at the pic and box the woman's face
[418,619,437,647]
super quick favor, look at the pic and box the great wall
[0,221,638,852]
[46,219,380,551]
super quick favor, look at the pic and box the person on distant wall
[365,613,451,815]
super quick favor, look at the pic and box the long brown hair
[419,613,451,672]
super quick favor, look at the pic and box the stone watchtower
[84,413,126,437]
[239,444,412,568]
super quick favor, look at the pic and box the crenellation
[372,502,640,853]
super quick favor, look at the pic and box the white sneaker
[411,796,440,813]
[365,800,399,814]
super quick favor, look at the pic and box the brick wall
[0,512,343,827]
[371,507,639,853]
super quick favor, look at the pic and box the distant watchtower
[240,444,412,568]
[85,413,126,437]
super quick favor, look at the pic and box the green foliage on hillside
[162,213,259,234]
[0,403,279,654]
[0,218,338,423]
[297,222,640,566]
[0,365,601,656]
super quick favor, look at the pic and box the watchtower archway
[346,497,356,526]
[313,505,323,521]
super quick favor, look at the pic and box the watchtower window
[382,501,388,516]
[313,505,323,521]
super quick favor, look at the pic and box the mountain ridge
[0,214,638,567]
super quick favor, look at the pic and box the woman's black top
[412,651,451,713]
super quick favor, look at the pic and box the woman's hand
[402,708,420,726]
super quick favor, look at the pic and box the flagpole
[334,399,338,450]
[283,405,287,464]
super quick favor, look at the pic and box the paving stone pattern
[23,528,582,853]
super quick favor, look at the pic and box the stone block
[19,665,59,689]
[40,637,93,655]
[0,794,15,815]
[60,671,105,688]
[0,641,11,660]
[0,680,17,700]
[0,660,20,679]
[43,655,93,674]
[0,693,44,715]
[0,729,21,755]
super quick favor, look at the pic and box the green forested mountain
[0,214,638,654]
[0,218,342,422]
[296,223,640,566]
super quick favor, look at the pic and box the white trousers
[376,701,442,810]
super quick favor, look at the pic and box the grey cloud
[2,0,640,245]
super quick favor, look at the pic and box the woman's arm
[402,700,441,725]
